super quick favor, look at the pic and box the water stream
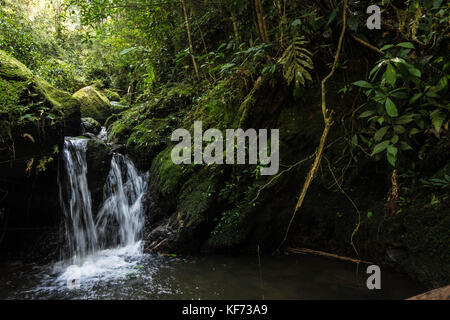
[0,136,426,300]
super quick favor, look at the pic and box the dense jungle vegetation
[0,0,449,289]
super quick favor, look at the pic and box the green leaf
[391,134,399,144]
[384,64,397,86]
[430,110,446,132]
[387,152,396,167]
[360,110,376,118]
[409,128,421,136]
[371,140,390,156]
[396,114,415,125]
[409,67,422,78]
[374,126,389,142]
[393,125,406,134]
[397,42,415,49]
[385,98,398,117]
[409,92,422,104]
[380,44,394,51]
[352,134,358,146]
[353,80,372,88]
[387,145,398,157]
[120,47,136,55]
[399,141,413,150]
[291,19,302,26]
[327,8,338,25]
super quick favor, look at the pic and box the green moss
[126,118,171,157]
[33,76,80,120]
[103,89,121,101]
[174,166,222,247]
[190,77,247,130]
[73,86,111,123]
[0,50,33,80]
[81,117,101,134]
[151,147,196,197]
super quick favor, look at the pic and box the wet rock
[85,139,112,212]
[0,50,81,261]
[81,117,102,135]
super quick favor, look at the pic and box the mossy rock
[175,166,222,249]
[126,118,174,168]
[110,102,130,114]
[73,86,111,123]
[150,146,197,198]
[33,76,80,127]
[0,50,81,141]
[103,89,121,101]
[0,50,33,80]
[81,117,102,135]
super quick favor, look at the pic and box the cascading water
[59,138,98,262]
[55,136,149,288]
[96,153,147,249]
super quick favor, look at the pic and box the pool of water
[0,244,425,300]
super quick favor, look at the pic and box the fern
[279,36,314,87]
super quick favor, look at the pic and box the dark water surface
[0,247,425,300]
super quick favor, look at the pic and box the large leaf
[385,98,398,117]
[430,110,447,132]
[353,80,372,88]
[374,126,389,142]
[397,42,415,49]
[371,140,390,156]
[120,47,136,55]
[384,64,397,86]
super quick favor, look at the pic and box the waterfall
[59,137,148,265]
[96,153,147,248]
[59,138,98,262]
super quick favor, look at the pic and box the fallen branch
[285,247,373,265]
[351,34,385,56]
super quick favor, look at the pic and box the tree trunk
[181,0,200,79]
[255,0,269,42]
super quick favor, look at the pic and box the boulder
[85,139,112,212]
[0,50,81,260]
[81,117,102,135]
[73,86,111,123]
[0,49,81,176]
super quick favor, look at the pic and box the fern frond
[279,36,314,87]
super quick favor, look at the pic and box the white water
[57,137,148,286]
[59,138,98,262]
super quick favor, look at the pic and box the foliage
[279,36,313,87]
[353,41,449,168]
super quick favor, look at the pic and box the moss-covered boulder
[81,117,102,135]
[0,50,33,80]
[103,89,121,101]
[0,50,81,260]
[0,50,81,175]
[73,86,111,123]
